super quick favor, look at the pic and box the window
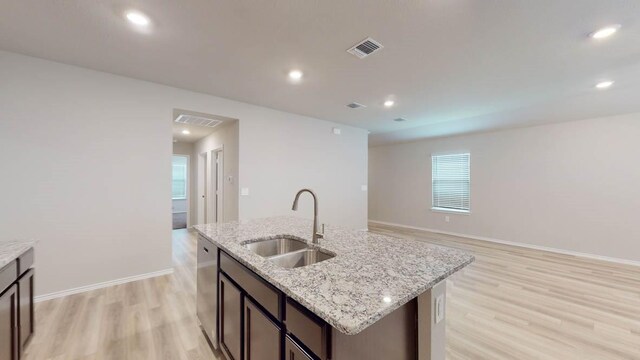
[431,153,470,213]
[172,156,188,199]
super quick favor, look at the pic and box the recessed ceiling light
[384,100,395,108]
[590,25,620,39]
[288,70,303,81]
[182,129,190,135]
[595,81,614,89]
[126,11,151,27]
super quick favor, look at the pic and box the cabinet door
[220,274,242,360]
[18,268,35,354]
[285,336,313,360]
[244,299,280,360]
[0,284,18,360]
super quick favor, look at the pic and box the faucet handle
[317,223,325,239]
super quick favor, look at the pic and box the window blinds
[431,153,470,212]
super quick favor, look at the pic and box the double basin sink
[243,236,334,268]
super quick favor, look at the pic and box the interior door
[215,150,225,223]
[198,152,207,224]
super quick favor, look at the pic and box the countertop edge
[0,240,37,269]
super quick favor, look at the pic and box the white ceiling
[1,1,639,145]
[172,122,216,144]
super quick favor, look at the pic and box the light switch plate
[241,188,250,196]
[332,127,342,135]
[361,185,368,191]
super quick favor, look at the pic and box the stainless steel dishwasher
[197,235,219,348]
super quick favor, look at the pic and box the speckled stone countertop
[194,216,474,335]
[0,240,36,269]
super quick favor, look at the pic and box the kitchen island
[194,216,473,360]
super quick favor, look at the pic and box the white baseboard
[368,220,640,268]
[34,268,174,303]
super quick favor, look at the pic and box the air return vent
[347,37,383,59]
[393,117,407,122]
[175,114,222,128]
[346,102,366,109]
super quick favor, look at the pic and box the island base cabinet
[0,284,18,360]
[244,299,280,360]
[285,336,313,360]
[220,274,243,360]
[18,269,34,354]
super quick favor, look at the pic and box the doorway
[172,155,189,229]
[198,148,224,225]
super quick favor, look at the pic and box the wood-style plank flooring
[24,225,640,359]
[370,223,640,360]
[23,229,222,360]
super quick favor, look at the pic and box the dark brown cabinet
[0,284,18,360]
[243,299,280,360]
[217,251,327,360]
[1,249,35,360]
[220,274,242,360]
[285,336,313,360]
[17,269,34,354]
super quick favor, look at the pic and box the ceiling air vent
[393,117,407,122]
[175,114,222,128]
[347,37,383,59]
[346,102,366,109]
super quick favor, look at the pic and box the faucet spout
[291,189,323,244]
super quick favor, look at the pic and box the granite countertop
[194,216,474,335]
[0,240,36,269]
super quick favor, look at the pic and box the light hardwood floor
[23,229,222,360]
[24,226,640,359]
[370,223,640,360]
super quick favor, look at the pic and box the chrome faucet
[291,189,324,244]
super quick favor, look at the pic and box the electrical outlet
[435,295,445,324]
[445,216,450,223]
[332,127,342,135]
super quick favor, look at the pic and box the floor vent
[347,37,383,59]
[175,114,222,128]
[346,102,366,109]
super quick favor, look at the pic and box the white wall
[0,51,368,296]
[239,116,368,229]
[369,113,640,262]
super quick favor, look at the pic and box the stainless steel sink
[267,249,335,268]
[244,237,310,257]
[243,236,335,268]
